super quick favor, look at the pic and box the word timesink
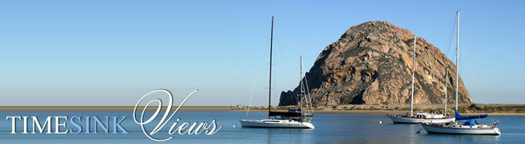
[6,116,128,134]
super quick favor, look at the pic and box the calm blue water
[0,111,523,143]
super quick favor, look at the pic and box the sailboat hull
[387,115,455,124]
[239,119,314,129]
[421,123,501,135]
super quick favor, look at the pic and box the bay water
[0,111,523,143]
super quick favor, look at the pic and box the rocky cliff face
[279,21,472,106]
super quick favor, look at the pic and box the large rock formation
[279,21,472,106]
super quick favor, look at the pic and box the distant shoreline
[0,106,232,112]
[1,104,524,116]
[233,109,525,116]
[238,103,525,116]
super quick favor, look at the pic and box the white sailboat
[420,10,501,135]
[387,35,455,124]
[240,16,315,129]
[421,111,500,135]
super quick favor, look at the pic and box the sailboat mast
[445,68,448,117]
[410,36,417,116]
[268,16,274,119]
[455,11,460,111]
[300,56,304,104]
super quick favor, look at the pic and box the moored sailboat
[239,16,314,129]
[387,35,454,124]
[420,10,501,135]
[421,111,500,135]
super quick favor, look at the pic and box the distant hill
[279,21,472,106]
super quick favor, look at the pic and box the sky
[0,0,524,106]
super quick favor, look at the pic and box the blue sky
[0,0,523,106]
